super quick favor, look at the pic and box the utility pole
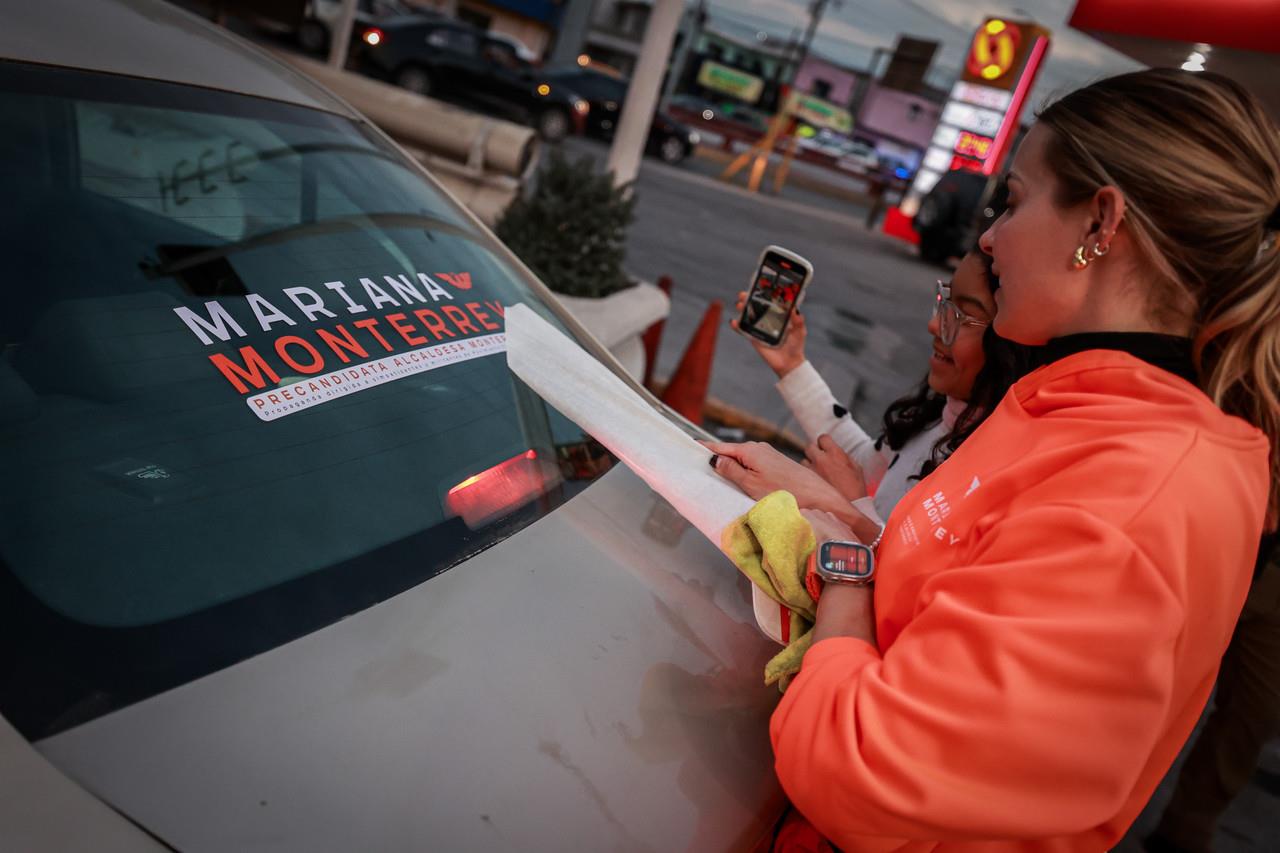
[548,0,596,68]
[327,0,358,69]
[792,0,839,72]
[605,0,684,188]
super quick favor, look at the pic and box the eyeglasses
[932,280,989,346]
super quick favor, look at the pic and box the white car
[0,1,783,850]
[797,129,880,173]
[836,140,881,173]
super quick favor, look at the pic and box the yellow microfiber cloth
[721,490,817,689]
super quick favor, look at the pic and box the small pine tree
[495,149,636,299]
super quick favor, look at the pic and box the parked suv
[543,67,700,164]
[351,16,589,140]
[913,169,998,264]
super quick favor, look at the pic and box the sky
[704,0,1144,111]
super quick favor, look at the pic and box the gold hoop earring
[1072,245,1091,270]
[1091,241,1110,258]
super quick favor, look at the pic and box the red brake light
[362,28,384,46]
[445,450,561,528]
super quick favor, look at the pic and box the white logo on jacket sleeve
[965,475,981,498]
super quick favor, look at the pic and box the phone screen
[741,250,808,346]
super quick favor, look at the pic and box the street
[562,136,941,437]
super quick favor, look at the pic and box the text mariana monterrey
[173,271,507,419]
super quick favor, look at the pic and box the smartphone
[737,245,814,348]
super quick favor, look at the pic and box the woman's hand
[731,291,807,378]
[706,440,847,514]
[708,441,882,543]
[805,435,868,503]
[800,508,856,543]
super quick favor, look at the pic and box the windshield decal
[246,333,506,421]
[172,269,508,421]
[436,272,473,290]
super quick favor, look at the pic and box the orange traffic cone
[660,300,721,426]
[641,275,674,391]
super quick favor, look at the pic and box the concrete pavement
[559,137,942,439]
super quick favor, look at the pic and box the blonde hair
[1038,69,1280,530]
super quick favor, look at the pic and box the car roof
[381,13,464,30]
[0,0,358,116]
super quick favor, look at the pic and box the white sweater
[776,360,964,525]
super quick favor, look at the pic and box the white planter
[554,280,671,381]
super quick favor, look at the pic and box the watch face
[819,540,874,581]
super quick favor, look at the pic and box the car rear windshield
[0,61,614,739]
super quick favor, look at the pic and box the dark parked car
[543,68,701,165]
[350,16,589,140]
[913,169,1001,264]
[296,0,414,54]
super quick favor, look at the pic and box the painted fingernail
[708,454,720,469]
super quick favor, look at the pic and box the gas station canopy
[1069,0,1280,118]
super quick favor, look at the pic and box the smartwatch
[814,539,875,586]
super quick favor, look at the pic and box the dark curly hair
[878,248,1037,482]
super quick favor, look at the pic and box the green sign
[787,92,853,134]
[697,60,764,104]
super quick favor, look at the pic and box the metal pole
[548,0,596,67]
[605,0,684,187]
[793,0,833,72]
[327,0,359,69]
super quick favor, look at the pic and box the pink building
[856,83,941,150]
[792,54,862,106]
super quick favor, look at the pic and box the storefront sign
[786,92,854,134]
[697,60,764,103]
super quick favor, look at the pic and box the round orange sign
[967,20,1022,82]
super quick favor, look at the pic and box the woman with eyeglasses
[711,69,1280,852]
[723,247,1034,537]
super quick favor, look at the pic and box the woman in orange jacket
[711,69,1280,851]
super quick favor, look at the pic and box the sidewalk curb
[692,146,875,207]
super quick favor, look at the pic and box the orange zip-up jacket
[771,350,1271,852]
